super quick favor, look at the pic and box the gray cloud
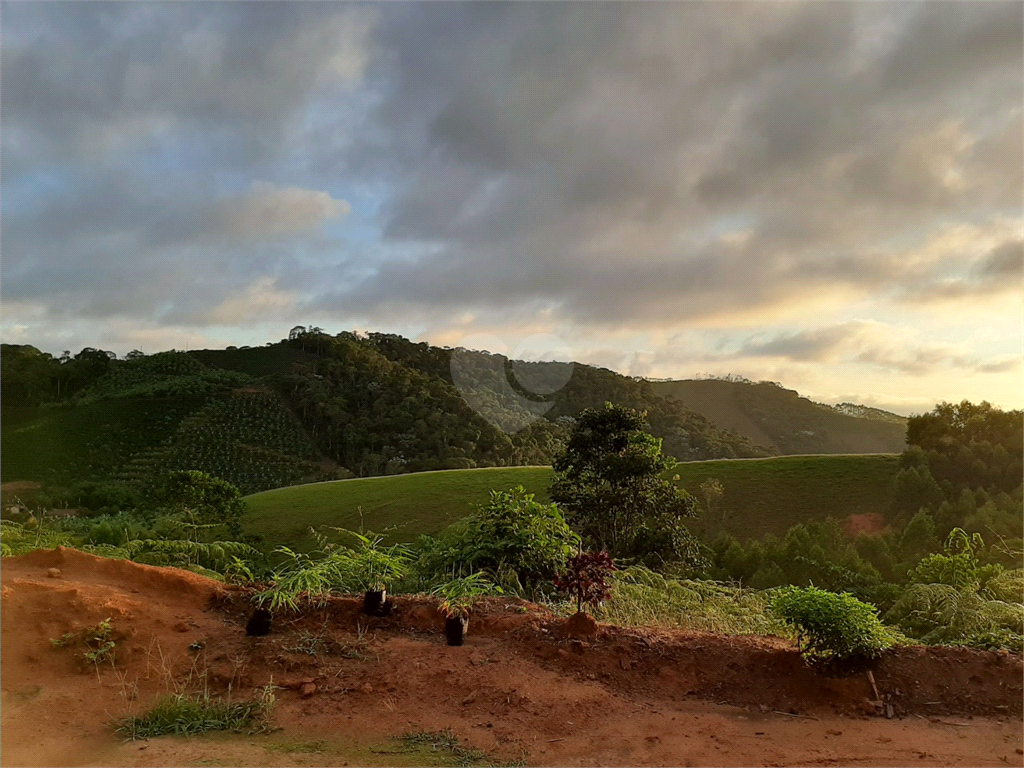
[903,237,1024,303]
[329,1,1022,325]
[1,1,1021,381]
[1,3,372,176]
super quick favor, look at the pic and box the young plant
[430,572,503,619]
[340,530,412,593]
[555,550,616,615]
[51,618,117,676]
[254,546,350,612]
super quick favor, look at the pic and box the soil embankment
[2,548,1022,767]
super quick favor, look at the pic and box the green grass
[244,455,899,551]
[673,454,900,541]
[243,466,554,550]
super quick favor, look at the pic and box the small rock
[1015,749,1023,756]
[556,649,571,660]
[299,683,316,699]
[46,568,62,579]
[859,699,879,716]
[462,690,478,705]
[173,622,190,633]
[885,703,894,719]
[360,683,373,694]
[619,657,632,671]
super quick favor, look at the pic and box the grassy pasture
[673,454,900,541]
[242,466,555,550]
[244,455,900,551]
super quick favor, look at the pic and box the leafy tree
[550,403,700,565]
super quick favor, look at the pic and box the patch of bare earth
[2,548,1022,767]
[841,513,891,538]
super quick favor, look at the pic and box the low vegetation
[116,687,275,739]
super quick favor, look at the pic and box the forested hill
[651,377,907,455]
[1,331,768,494]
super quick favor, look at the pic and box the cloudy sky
[2,1,1021,415]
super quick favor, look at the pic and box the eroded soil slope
[2,549,1022,767]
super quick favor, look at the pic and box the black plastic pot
[444,616,469,646]
[245,608,272,636]
[363,589,387,616]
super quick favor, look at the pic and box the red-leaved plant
[555,550,617,614]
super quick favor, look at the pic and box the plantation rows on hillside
[2,332,772,497]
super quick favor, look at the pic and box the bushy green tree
[550,403,700,565]
[770,586,895,664]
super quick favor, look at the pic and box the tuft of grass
[116,687,275,740]
[398,730,488,767]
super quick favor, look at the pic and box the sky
[1,1,1021,416]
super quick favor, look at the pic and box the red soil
[841,513,891,538]
[2,548,1022,767]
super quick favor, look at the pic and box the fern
[886,581,1023,648]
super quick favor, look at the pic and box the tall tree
[550,402,701,566]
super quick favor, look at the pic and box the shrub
[770,586,895,664]
[413,487,578,595]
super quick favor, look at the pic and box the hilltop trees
[894,401,1023,544]
[550,403,701,566]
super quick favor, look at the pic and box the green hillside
[1,335,768,497]
[242,465,554,550]
[243,455,900,551]
[1,397,209,486]
[651,378,907,455]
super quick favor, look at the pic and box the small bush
[770,586,895,664]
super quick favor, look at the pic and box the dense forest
[1,329,767,502]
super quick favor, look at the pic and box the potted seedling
[343,530,412,617]
[554,550,616,637]
[430,572,503,646]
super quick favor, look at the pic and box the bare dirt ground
[2,548,1022,768]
